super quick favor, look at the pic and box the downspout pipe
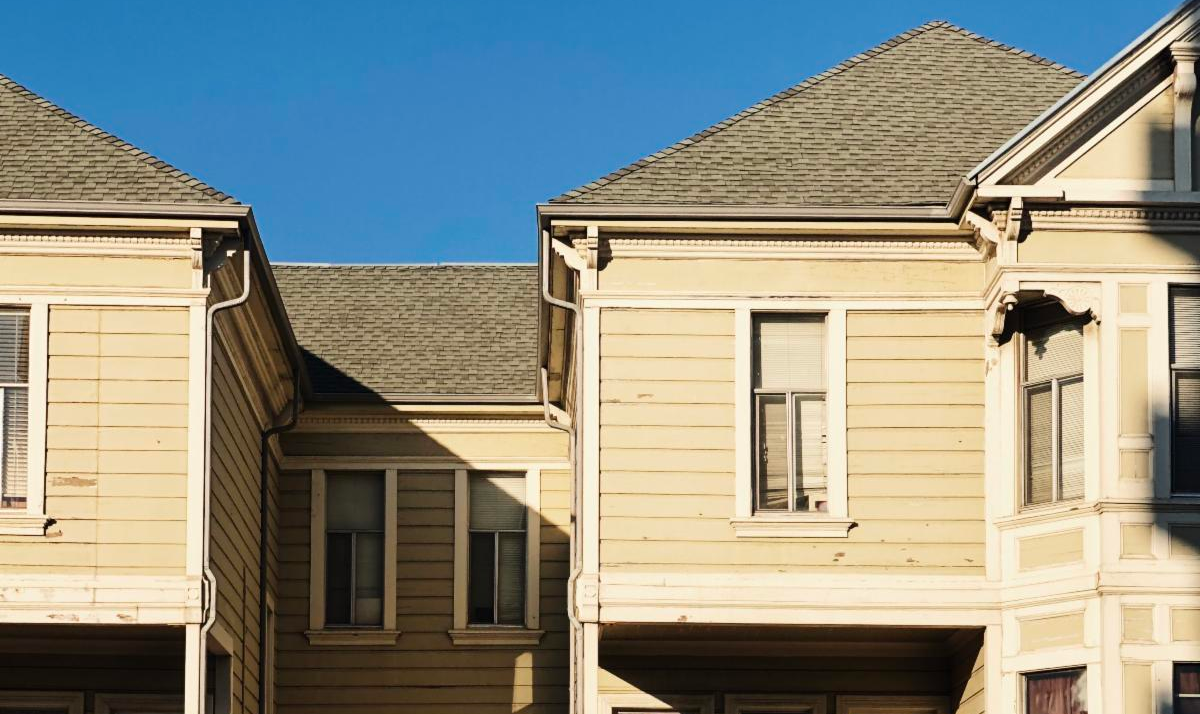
[540,229,584,714]
[199,244,252,714]
[259,374,301,714]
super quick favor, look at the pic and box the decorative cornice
[598,235,981,261]
[1028,206,1200,232]
[1008,55,1172,185]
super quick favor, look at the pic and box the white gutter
[196,244,252,714]
[539,228,586,714]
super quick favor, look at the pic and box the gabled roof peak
[551,20,1083,206]
[0,72,237,204]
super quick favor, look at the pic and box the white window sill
[448,627,544,647]
[730,516,854,538]
[0,513,51,536]
[304,629,401,646]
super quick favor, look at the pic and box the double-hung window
[1171,287,1200,493]
[324,470,385,627]
[468,472,526,626]
[752,314,827,513]
[1021,304,1085,507]
[1024,667,1087,714]
[0,309,29,511]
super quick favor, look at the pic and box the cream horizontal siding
[598,307,985,574]
[0,306,189,575]
[276,430,570,714]
[598,257,983,293]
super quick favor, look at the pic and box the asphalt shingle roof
[552,21,1084,207]
[0,73,235,204]
[273,264,539,399]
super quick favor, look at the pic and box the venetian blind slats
[1172,287,1200,491]
[470,473,526,531]
[1060,378,1086,500]
[1025,321,1084,383]
[754,315,825,390]
[1172,287,1200,366]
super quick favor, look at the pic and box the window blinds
[1025,320,1084,383]
[0,311,29,508]
[470,473,526,530]
[326,471,384,531]
[753,315,825,390]
[1172,287,1200,491]
[1023,317,1084,506]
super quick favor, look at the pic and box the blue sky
[0,0,1178,264]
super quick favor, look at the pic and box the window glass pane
[793,395,827,512]
[1025,667,1086,714]
[470,474,526,530]
[756,394,788,511]
[754,314,824,390]
[1178,663,1200,714]
[0,312,29,384]
[497,532,526,625]
[326,471,384,531]
[1025,320,1083,384]
[1172,287,1200,365]
[324,532,352,626]
[1026,383,1054,505]
[1,386,28,508]
[468,531,496,624]
[1176,373,1200,492]
[1059,377,1085,500]
[354,532,383,626]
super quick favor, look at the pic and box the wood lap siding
[275,463,570,713]
[211,340,268,714]
[599,308,985,573]
[0,306,189,574]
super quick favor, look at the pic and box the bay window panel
[1025,667,1086,714]
[497,532,526,625]
[1059,377,1085,500]
[793,395,827,512]
[1026,384,1054,506]
[756,394,789,511]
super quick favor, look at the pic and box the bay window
[1021,303,1085,507]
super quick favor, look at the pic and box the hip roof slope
[551,21,1084,208]
[0,73,236,204]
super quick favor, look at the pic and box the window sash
[1023,666,1087,714]
[1021,318,1085,508]
[0,309,29,511]
[467,528,526,626]
[754,390,827,513]
[324,527,384,627]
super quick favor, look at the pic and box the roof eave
[537,202,956,222]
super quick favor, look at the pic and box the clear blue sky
[0,0,1178,263]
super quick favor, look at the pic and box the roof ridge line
[0,72,237,204]
[925,19,1084,78]
[550,20,1081,203]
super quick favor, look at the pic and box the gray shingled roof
[273,264,539,399]
[552,21,1084,207]
[0,73,235,204]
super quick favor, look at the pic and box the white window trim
[726,693,827,713]
[305,468,399,646]
[0,302,48,536]
[835,696,948,714]
[94,694,183,714]
[0,691,83,714]
[732,307,852,537]
[450,467,544,646]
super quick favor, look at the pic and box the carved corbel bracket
[1004,197,1025,243]
[962,210,1001,248]
[1020,281,1103,324]
[988,293,1020,339]
[583,225,601,270]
